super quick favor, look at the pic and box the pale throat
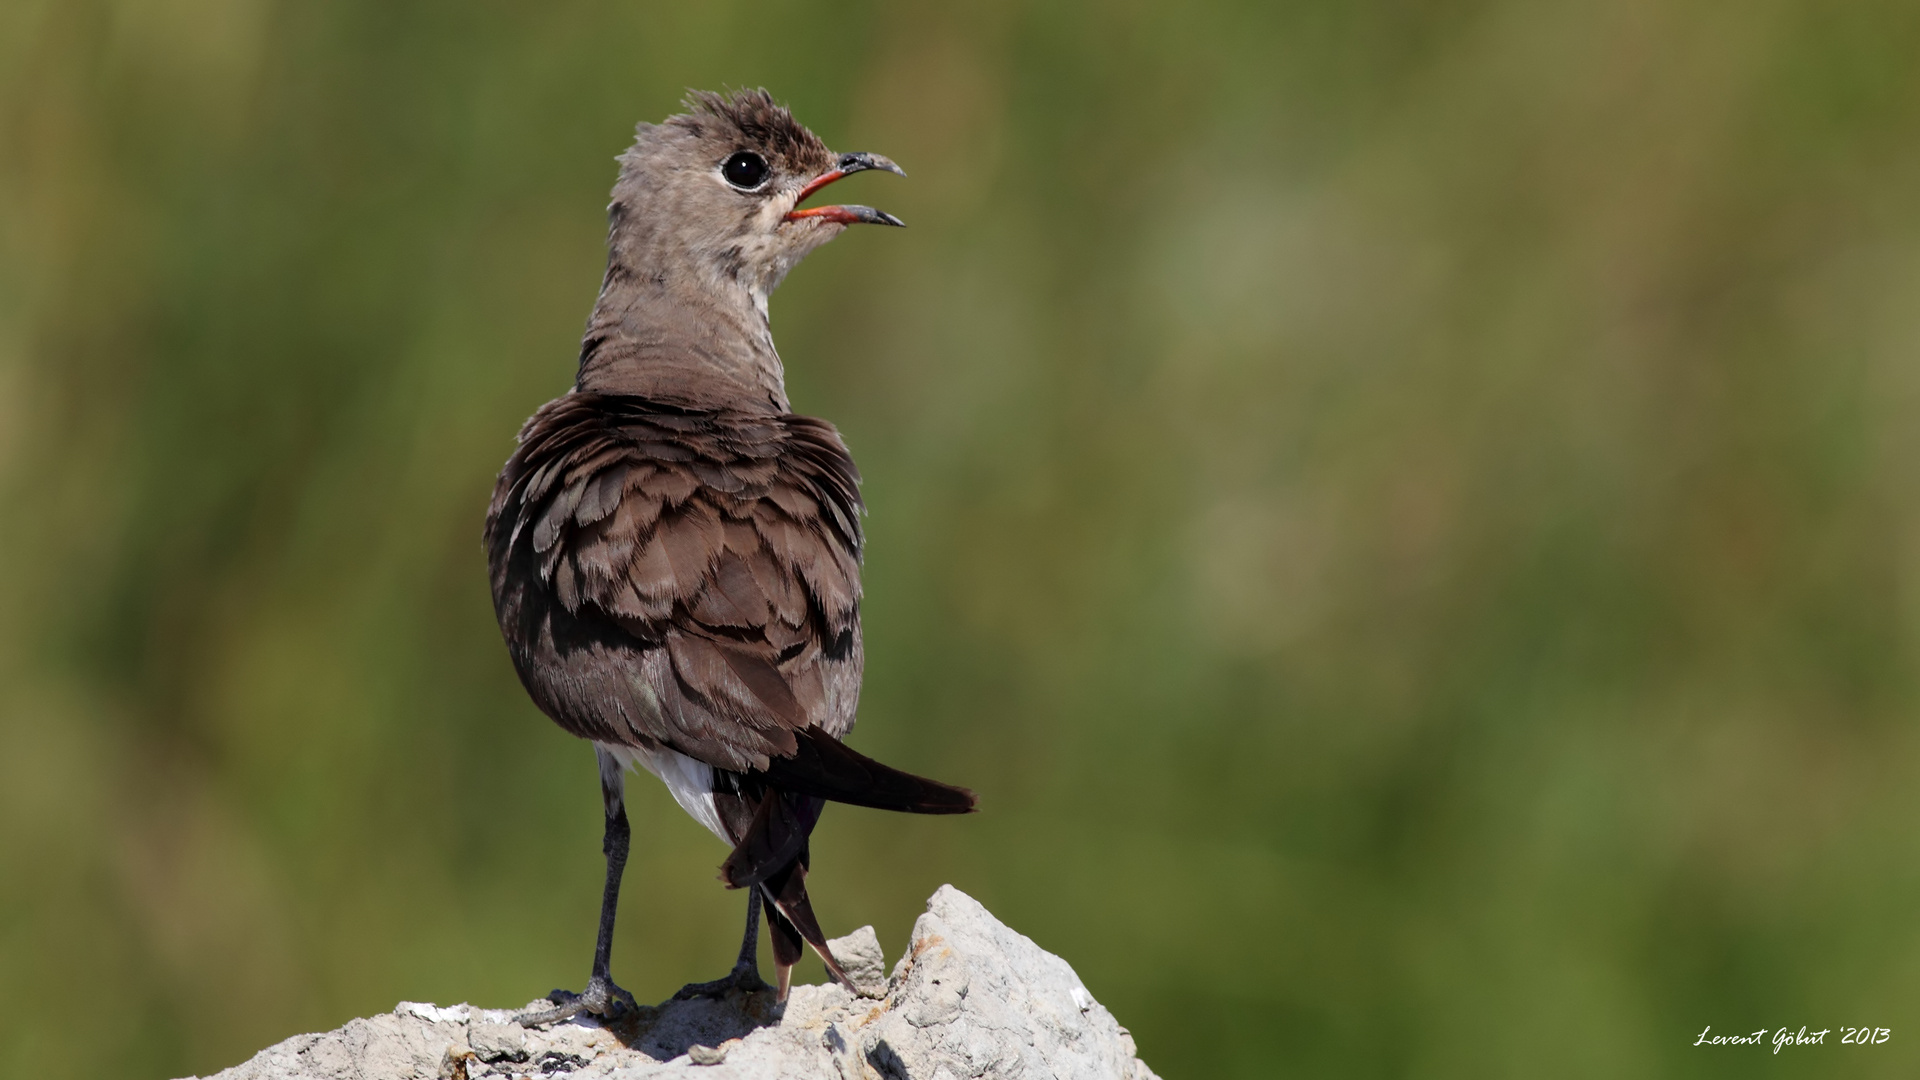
[729,198,833,320]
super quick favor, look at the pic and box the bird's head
[608,89,903,314]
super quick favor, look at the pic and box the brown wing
[485,393,864,772]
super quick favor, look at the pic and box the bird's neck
[574,248,790,414]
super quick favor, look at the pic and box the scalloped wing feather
[485,393,864,771]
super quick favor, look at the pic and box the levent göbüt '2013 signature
[1695,1026,1890,1054]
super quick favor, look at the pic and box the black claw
[518,976,636,1027]
[671,962,772,1001]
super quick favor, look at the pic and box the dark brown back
[485,391,863,773]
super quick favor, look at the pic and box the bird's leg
[519,752,639,1026]
[671,888,773,999]
[733,888,764,971]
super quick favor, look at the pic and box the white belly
[596,741,731,845]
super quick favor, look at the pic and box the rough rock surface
[186,886,1158,1080]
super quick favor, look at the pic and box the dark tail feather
[764,895,803,969]
[719,790,824,889]
[761,727,977,814]
[759,855,849,988]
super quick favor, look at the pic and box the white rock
[181,886,1158,1080]
[822,924,888,999]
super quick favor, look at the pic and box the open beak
[785,152,906,227]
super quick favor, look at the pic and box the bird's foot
[516,974,637,1028]
[671,960,771,1001]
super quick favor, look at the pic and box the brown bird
[485,90,975,1023]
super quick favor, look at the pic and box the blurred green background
[4,1,1920,1077]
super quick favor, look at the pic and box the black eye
[722,151,770,191]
